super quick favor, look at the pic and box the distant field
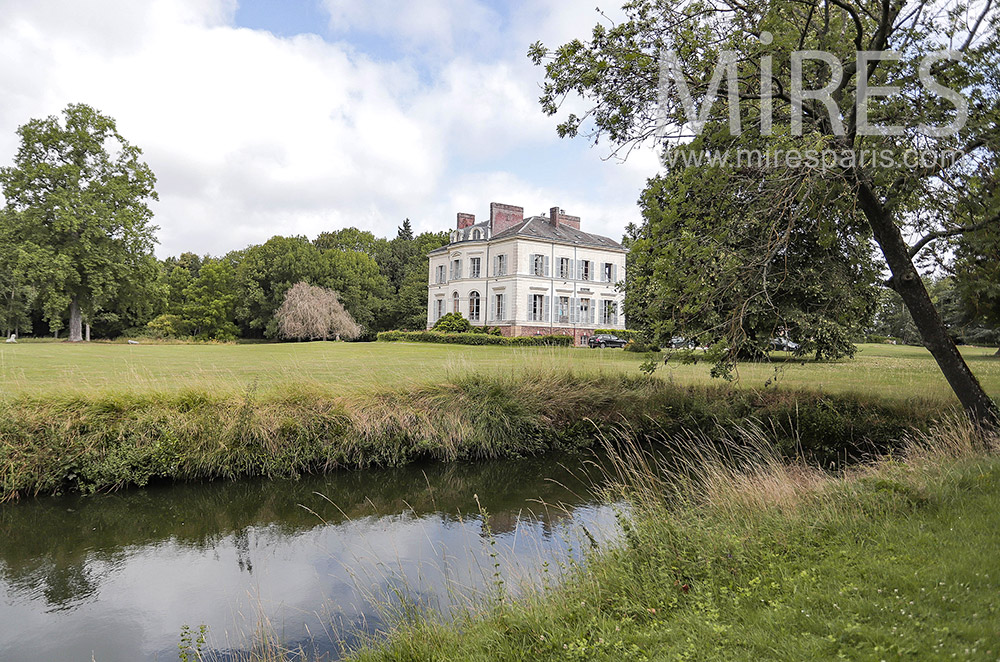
[0,340,997,403]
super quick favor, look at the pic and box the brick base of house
[498,325,599,347]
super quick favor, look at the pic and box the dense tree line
[1,221,446,341]
[141,222,446,341]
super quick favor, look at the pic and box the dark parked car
[769,337,800,352]
[589,334,627,348]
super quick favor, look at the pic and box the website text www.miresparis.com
[662,147,965,173]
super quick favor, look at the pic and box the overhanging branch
[907,214,998,258]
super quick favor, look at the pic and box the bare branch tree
[276,282,361,341]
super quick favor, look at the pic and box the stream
[0,452,621,661]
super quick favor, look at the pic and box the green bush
[377,330,573,347]
[624,339,660,353]
[431,312,472,333]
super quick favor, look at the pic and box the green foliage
[183,260,239,341]
[379,230,449,331]
[0,209,36,336]
[624,339,660,353]
[146,314,189,339]
[377,330,574,347]
[234,236,326,338]
[0,103,159,339]
[530,0,1000,419]
[431,312,472,333]
[625,165,878,372]
[177,624,208,662]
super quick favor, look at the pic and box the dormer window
[472,229,482,240]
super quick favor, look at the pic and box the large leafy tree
[531,0,999,424]
[0,103,159,342]
[629,165,879,366]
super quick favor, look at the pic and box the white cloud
[0,0,655,257]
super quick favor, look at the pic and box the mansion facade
[427,202,626,345]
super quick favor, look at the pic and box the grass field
[0,340,997,403]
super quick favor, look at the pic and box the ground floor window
[491,293,506,321]
[528,294,548,322]
[433,298,445,321]
[557,296,570,322]
[469,291,481,321]
[452,291,460,313]
[601,300,618,325]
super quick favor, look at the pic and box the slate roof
[429,216,624,255]
[494,216,624,250]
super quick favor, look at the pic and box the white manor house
[427,202,626,345]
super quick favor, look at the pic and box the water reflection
[0,454,616,661]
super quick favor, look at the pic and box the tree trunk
[68,299,84,342]
[857,182,999,428]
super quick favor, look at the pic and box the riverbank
[0,369,951,501]
[350,421,1000,661]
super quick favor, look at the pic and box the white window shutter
[527,295,533,321]
[544,255,550,277]
[543,296,550,322]
[613,264,618,283]
[576,260,582,280]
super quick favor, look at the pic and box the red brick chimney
[490,202,524,235]
[457,212,475,229]
[549,206,581,230]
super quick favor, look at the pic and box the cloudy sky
[0,0,661,257]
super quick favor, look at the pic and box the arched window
[453,291,460,313]
[469,291,481,321]
[472,229,481,240]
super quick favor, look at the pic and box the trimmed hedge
[377,330,573,347]
[595,328,641,341]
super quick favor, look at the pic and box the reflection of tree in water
[4,558,101,612]
[233,529,253,575]
[0,451,605,610]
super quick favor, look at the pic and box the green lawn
[0,340,997,402]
